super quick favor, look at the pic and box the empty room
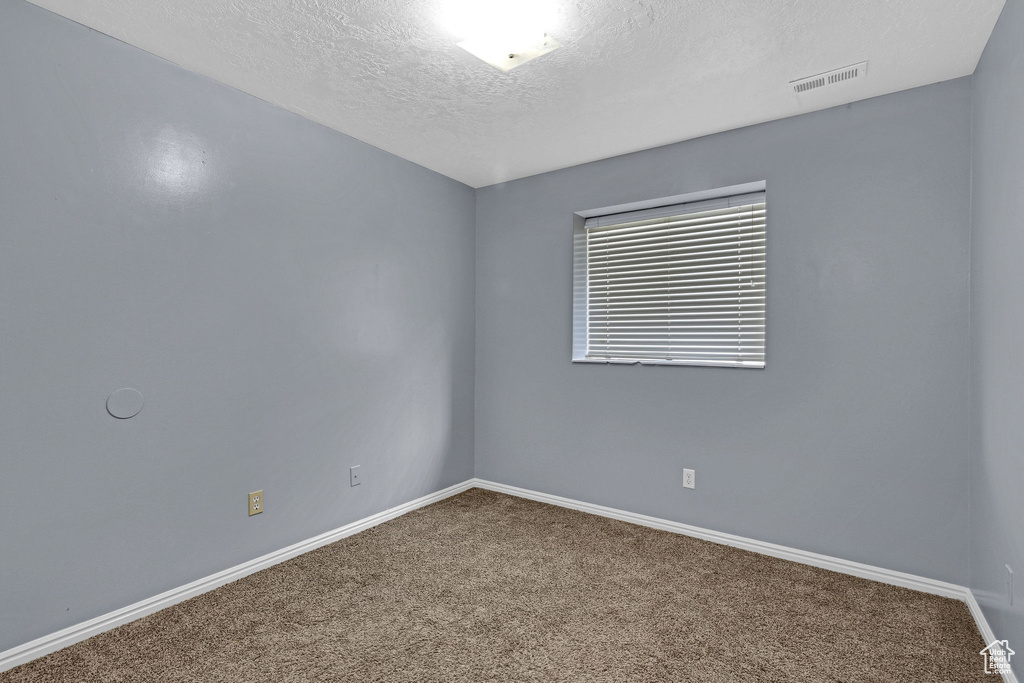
[0,0,1021,680]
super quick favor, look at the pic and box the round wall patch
[107,388,144,419]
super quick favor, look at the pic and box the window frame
[572,181,767,368]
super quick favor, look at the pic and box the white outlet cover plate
[683,469,695,489]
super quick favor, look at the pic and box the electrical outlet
[350,465,361,487]
[249,490,263,516]
[683,469,695,489]
[1007,565,1014,606]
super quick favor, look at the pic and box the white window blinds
[583,191,765,368]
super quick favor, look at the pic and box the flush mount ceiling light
[459,32,561,72]
[440,0,562,72]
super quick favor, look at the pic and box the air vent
[791,61,868,94]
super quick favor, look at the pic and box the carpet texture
[2,489,989,682]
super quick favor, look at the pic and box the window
[572,184,766,368]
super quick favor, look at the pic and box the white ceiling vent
[791,61,868,94]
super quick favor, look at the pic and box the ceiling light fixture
[440,0,562,72]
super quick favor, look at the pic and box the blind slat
[589,264,765,282]
[589,229,765,255]
[588,245,766,270]
[589,215,766,243]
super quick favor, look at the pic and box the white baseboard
[470,479,968,597]
[0,479,475,673]
[470,479,1018,683]
[965,591,1020,683]
[3,477,1016,683]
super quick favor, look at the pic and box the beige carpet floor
[2,488,989,682]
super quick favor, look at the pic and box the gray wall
[475,78,973,585]
[970,0,1024,672]
[0,0,475,652]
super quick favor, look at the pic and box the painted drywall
[970,0,1024,672]
[0,0,475,652]
[475,78,973,585]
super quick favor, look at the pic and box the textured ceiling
[26,0,1005,187]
